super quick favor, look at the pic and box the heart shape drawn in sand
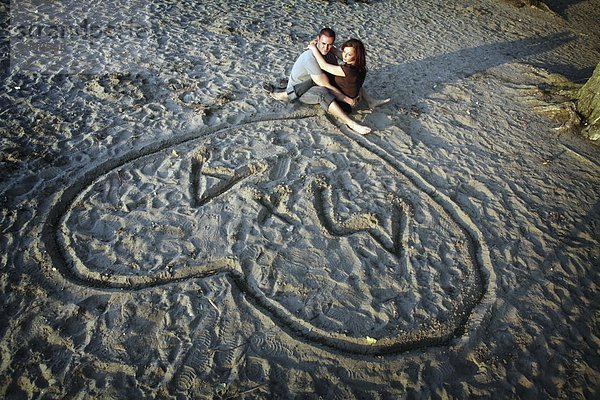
[43,110,496,355]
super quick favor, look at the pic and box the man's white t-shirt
[287,50,337,92]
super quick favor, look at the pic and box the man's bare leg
[361,88,390,108]
[328,101,371,135]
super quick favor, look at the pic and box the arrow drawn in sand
[190,146,267,207]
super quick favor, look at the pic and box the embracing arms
[307,40,346,77]
[307,40,356,106]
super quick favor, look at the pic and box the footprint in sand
[42,110,495,355]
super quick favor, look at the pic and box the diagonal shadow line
[371,31,578,102]
[544,0,587,17]
[362,32,581,197]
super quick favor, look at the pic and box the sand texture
[1,0,599,398]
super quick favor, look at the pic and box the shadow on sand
[372,31,578,106]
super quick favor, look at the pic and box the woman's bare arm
[308,41,345,77]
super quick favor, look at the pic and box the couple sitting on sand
[272,27,389,135]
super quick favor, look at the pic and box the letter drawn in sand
[249,184,301,226]
[311,175,410,258]
[190,146,267,207]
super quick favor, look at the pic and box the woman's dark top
[333,64,366,98]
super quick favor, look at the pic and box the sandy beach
[1,0,599,398]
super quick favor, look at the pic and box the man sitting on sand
[271,27,373,135]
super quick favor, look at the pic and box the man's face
[316,34,334,56]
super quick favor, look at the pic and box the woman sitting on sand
[307,38,389,111]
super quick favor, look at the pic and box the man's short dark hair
[319,27,336,41]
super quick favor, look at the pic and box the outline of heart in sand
[42,109,496,355]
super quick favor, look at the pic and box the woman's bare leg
[361,88,390,108]
[328,101,371,135]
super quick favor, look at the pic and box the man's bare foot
[270,91,288,102]
[368,98,391,108]
[347,121,372,135]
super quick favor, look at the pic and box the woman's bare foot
[367,97,391,108]
[270,91,289,102]
[347,121,372,135]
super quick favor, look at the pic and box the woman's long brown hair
[341,39,367,72]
